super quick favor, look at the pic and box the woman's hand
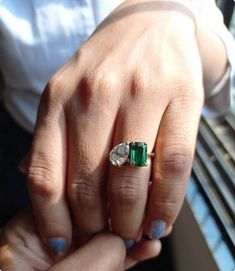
[0,209,162,271]
[24,0,205,256]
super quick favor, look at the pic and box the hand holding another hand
[0,209,162,271]
[24,0,204,257]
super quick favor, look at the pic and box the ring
[109,142,155,167]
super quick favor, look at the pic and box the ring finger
[108,97,165,240]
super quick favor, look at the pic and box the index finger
[27,81,72,259]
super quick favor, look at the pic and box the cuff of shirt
[203,25,235,118]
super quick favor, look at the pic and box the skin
[22,0,227,256]
[0,209,162,271]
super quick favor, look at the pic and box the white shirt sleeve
[203,24,235,117]
[188,0,235,117]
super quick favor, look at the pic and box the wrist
[194,17,228,97]
[124,0,228,97]
[121,0,197,36]
[169,0,229,95]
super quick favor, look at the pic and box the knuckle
[93,70,120,97]
[130,70,148,100]
[69,179,100,210]
[111,175,144,209]
[158,146,192,174]
[27,159,58,198]
[168,75,204,103]
[80,68,120,109]
[47,76,66,94]
[97,69,119,90]
[41,77,65,108]
[76,44,91,61]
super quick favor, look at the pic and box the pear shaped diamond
[109,143,129,167]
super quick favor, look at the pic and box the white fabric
[0,0,234,132]
[188,0,235,117]
[203,25,235,117]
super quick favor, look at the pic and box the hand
[0,208,162,271]
[24,0,204,255]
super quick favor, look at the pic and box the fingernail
[148,220,166,240]
[48,237,68,256]
[124,239,134,250]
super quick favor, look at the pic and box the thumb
[48,233,126,271]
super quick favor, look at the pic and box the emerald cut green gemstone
[129,142,147,167]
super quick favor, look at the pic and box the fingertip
[132,238,162,258]
[46,231,72,262]
[48,237,68,258]
[125,238,161,269]
[148,219,167,240]
[163,225,173,237]
[32,202,73,261]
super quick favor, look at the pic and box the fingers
[163,225,173,237]
[0,208,53,271]
[145,89,203,239]
[67,74,120,243]
[27,81,72,258]
[125,239,161,270]
[108,94,165,240]
[48,233,126,271]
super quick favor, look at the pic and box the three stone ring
[109,142,155,167]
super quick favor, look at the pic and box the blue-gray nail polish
[149,220,166,240]
[124,239,134,250]
[48,237,67,256]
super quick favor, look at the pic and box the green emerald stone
[129,142,147,167]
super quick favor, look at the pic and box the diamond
[109,143,129,167]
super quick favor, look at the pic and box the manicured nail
[48,237,68,256]
[124,239,134,250]
[148,220,166,240]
